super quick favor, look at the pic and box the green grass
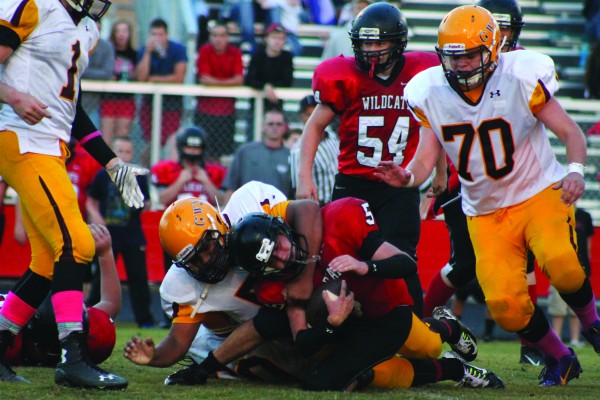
[6,323,600,399]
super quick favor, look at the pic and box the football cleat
[443,351,505,389]
[433,306,478,362]
[519,345,545,366]
[0,360,29,383]
[581,320,600,354]
[164,362,210,385]
[538,347,582,387]
[55,331,128,389]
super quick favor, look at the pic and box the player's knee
[72,226,95,263]
[545,255,586,293]
[487,295,532,332]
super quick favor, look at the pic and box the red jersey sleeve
[150,160,182,186]
[312,56,360,113]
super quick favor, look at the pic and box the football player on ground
[296,2,442,317]
[0,0,146,388]
[422,0,544,366]
[2,224,119,368]
[123,182,322,376]
[168,198,504,392]
[375,5,600,387]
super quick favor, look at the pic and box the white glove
[106,159,149,209]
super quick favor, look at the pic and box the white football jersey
[405,50,566,216]
[0,0,99,156]
[160,181,290,327]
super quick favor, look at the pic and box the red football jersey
[150,160,227,205]
[312,53,439,179]
[313,197,413,318]
[67,143,102,219]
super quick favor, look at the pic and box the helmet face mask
[159,198,231,284]
[230,213,309,280]
[65,0,112,22]
[436,5,501,93]
[476,0,524,52]
[348,3,408,75]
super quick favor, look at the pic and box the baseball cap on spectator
[299,95,317,114]
[265,23,287,35]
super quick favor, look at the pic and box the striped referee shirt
[290,132,339,205]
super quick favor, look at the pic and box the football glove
[106,159,149,209]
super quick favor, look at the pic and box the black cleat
[433,306,478,362]
[164,361,210,386]
[519,345,545,366]
[0,330,29,383]
[55,331,128,390]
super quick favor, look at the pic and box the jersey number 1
[60,41,82,102]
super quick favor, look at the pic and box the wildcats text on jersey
[361,95,408,111]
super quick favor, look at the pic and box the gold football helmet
[159,198,230,283]
[435,5,501,92]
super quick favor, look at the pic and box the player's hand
[106,158,149,208]
[328,255,368,276]
[374,161,412,187]
[429,169,447,197]
[295,176,318,201]
[89,224,112,256]
[124,336,155,365]
[178,167,194,184]
[324,280,354,327]
[553,172,585,206]
[10,91,52,125]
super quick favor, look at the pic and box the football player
[375,5,600,387]
[123,182,322,378]
[0,0,146,388]
[422,0,544,365]
[296,2,442,317]
[182,200,500,392]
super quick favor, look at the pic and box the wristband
[567,163,585,177]
[406,172,415,187]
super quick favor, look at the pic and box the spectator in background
[321,0,371,60]
[220,0,281,53]
[290,95,338,206]
[136,18,188,165]
[100,20,138,143]
[585,40,600,99]
[195,23,244,162]
[82,21,115,128]
[584,0,600,44]
[86,137,155,329]
[262,0,304,56]
[549,206,595,348]
[222,109,293,200]
[245,23,294,112]
[303,0,336,25]
[284,127,303,149]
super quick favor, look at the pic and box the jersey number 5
[442,118,515,181]
[357,116,410,167]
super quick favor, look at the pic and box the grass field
[6,322,600,400]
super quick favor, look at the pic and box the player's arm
[536,98,587,206]
[297,104,335,200]
[283,199,323,337]
[375,126,442,188]
[89,224,121,318]
[0,44,52,125]
[124,321,201,367]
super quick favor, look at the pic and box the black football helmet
[176,126,207,165]
[230,213,309,280]
[348,2,408,75]
[476,0,524,51]
[65,0,112,21]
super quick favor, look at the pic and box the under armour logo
[99,374,117,381]
[490,90,501,98]
[86,25,89,32]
